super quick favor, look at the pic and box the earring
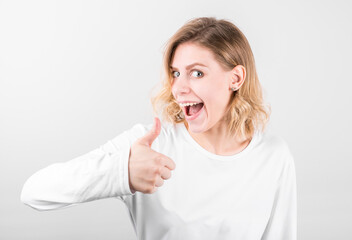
[231,81,236,91]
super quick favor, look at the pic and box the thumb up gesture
[128,117,176,194]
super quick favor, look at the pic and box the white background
[1,0,351,239]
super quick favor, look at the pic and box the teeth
[179,102,201,107]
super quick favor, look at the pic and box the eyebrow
[170,62,208,70]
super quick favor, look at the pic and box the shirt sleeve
[261,151,297,240]
[20,123,147,211]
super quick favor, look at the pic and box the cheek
[203,89,228,112]
[171,87,176,98]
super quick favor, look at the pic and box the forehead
[171,42,215,68]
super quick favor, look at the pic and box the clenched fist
[128,117,176,194]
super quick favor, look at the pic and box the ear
[229,65,246,90]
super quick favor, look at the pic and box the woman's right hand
[128,117,176,194]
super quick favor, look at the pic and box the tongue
[189,103,203,116]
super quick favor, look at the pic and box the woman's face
[171,42,236,133]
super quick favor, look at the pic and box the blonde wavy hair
[150,17,271,141]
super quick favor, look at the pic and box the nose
[171,74,191,96]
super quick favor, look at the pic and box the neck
[185,120,251,156]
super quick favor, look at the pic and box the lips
[181,105,189,116]
[177,100,204,117]
[177,100,203,104]
[184,103,204,117]
[185,103,205,121]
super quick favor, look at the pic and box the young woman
[21,17,297,239]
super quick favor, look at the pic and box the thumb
[138,117,161,147]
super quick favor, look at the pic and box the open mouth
[184,102,204,116]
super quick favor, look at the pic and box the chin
[188,126,203,134]
[184,109,210,134]
[186,120,207,134]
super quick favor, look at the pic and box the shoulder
[112,120,181,147]
[257,130,295,165]
[126,120,177,137]
[254,131,296,184]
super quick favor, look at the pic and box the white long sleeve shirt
[21,121,297,240]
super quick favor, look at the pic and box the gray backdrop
[1,0,351,239]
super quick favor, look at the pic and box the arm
[261,152,297,240]
[20,125,142,211]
